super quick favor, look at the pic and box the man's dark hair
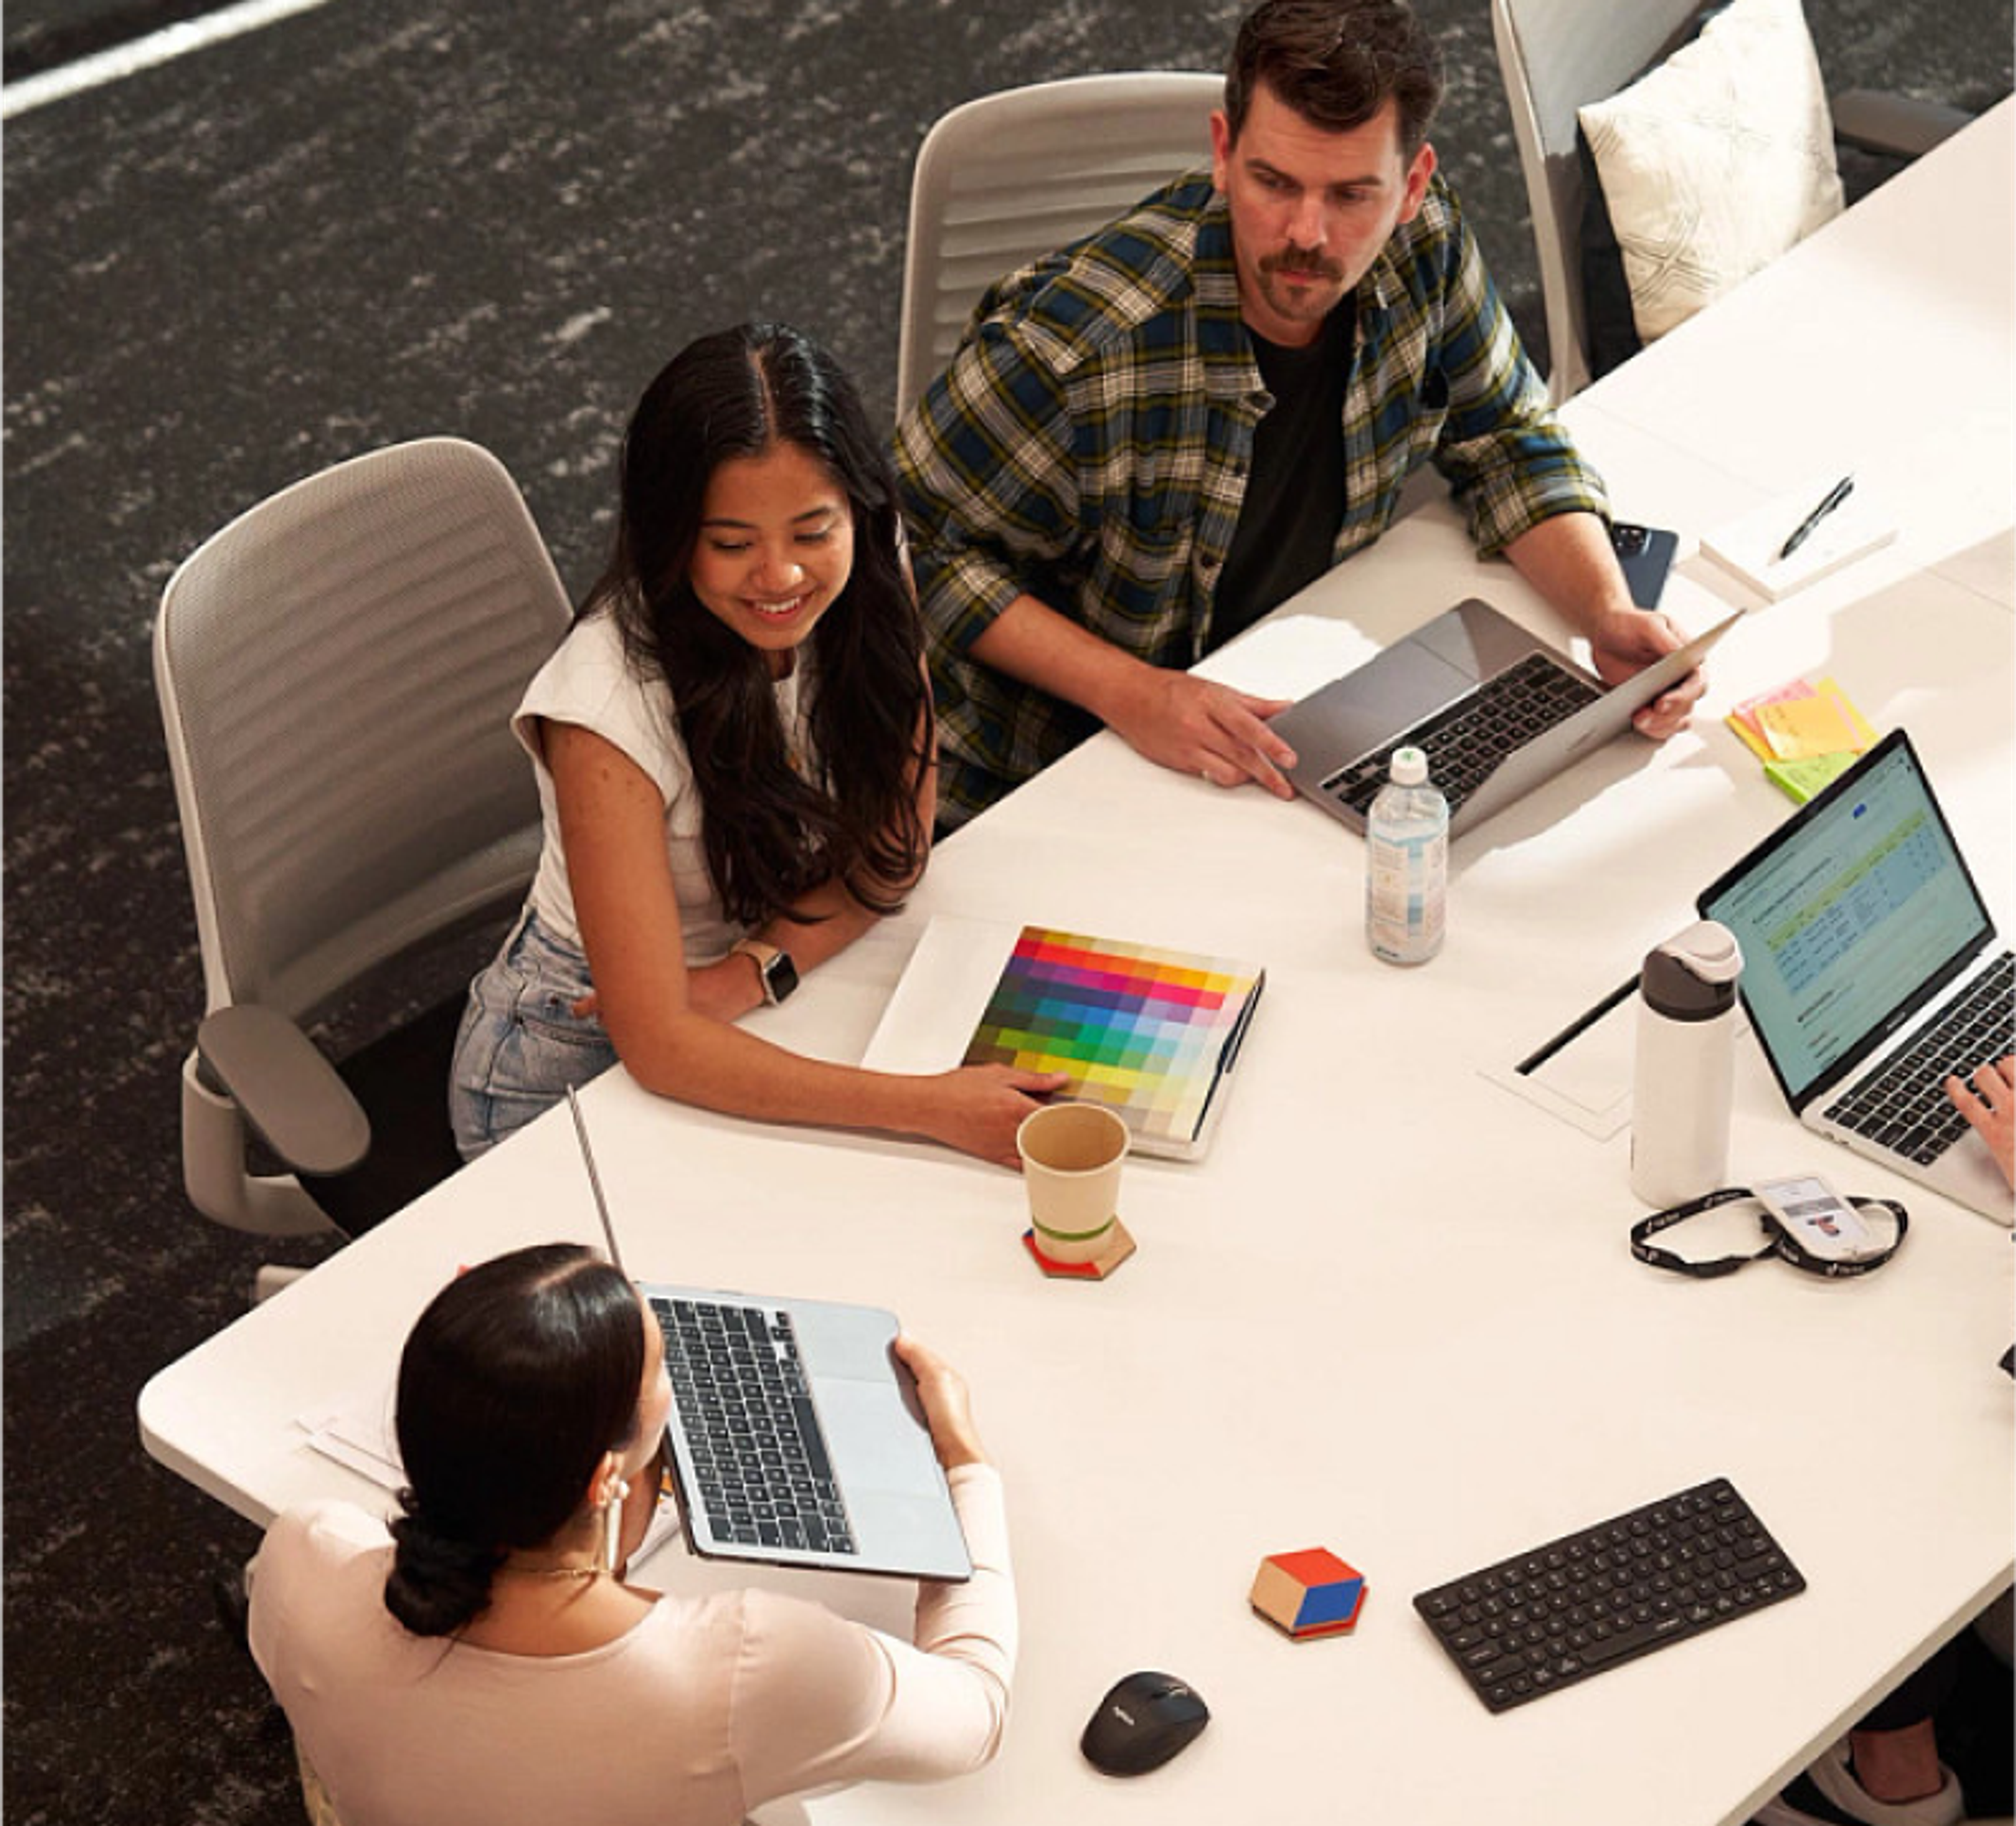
[1225,0,1445,158]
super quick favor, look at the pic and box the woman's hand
[918,1065,1071,1168]
[892,1335,988,1470]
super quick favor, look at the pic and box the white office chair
[894,71,1222,420]
[1492,0,1970,403]
[155,438,572,1280]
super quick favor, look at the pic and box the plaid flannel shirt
[895,169,1610,829]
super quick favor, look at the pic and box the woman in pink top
[249,1244,1015,1826]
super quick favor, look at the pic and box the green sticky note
[1764,752,1858,804]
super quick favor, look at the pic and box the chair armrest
[1832,89,1972,160]
[195,1005,371,1177]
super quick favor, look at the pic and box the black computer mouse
[1080,1670,1210,1776]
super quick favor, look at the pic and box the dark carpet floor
[5,2,2009,1820]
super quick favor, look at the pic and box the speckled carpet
[5,3,2009,1819]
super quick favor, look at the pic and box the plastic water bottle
[1630,919,1744,1206]
[1365,746,1447,966]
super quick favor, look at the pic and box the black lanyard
[1631,1188,1908,1279]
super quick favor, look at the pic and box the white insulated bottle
[1630,919,1744,1206]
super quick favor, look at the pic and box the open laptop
[1272,598,1740,835]
[565,1088,972,1581]
[1696,731,2014,1225]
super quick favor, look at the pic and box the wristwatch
[731,938,799,1006]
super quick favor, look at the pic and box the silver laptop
[1272,598,1740,835]
[1697,732,2014,1225]
[566,1089,972,1580]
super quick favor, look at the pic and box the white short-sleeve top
[513,609,817,962]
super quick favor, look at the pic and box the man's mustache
[1261,249,1343,280]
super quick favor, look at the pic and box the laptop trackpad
[816,1376,943,1496]
[1296,639,1473,760]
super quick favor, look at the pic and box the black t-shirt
[1210,299,1356,652]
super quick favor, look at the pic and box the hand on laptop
[894,1336,990,1471]
[1946,1057,2015,1187]
[1587,607,1707,740]
[1106,670,1299,796]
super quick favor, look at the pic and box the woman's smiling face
[688,440,855,677]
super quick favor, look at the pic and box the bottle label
[1367,829,1446,959]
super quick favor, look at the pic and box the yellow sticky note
[1728,680,1816,761]
[1757,694,1857,760]
[1811,677,1876,751]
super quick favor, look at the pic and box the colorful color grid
[961,928,1264,1149]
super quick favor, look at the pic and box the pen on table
[1774,474,1855,562]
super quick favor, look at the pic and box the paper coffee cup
[1017,1101,1128,1264]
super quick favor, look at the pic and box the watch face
[764,950,800,1004]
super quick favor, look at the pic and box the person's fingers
[1631,667,1706,738]
[1189,698,1295,794]
[1947,1074,1991,1123]
[1212,694,1298,769]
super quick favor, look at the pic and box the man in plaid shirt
[896,0,1706,831]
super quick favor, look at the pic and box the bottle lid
[1389,746,1429,786]
[1641,919,1744,1020]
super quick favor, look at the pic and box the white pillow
[1579,0,1844,346]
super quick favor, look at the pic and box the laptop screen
[1698,732,1993,1107]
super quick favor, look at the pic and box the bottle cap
[1641,919,1744,1021]
[1390,746,1429,787]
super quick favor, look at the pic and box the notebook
[1271,598,1740,836]
[1700,478,1897,601]
[565,1089,972,1581]
[1696,732,2014,1225]
[861,919,1265,1161]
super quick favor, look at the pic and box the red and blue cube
[1250,1548,1368,1640]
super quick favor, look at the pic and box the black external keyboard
[1320,651,1602,816]
[1824,952,2015,1165]
[1413,1478,1805,1712]
[654,1297,856,1557]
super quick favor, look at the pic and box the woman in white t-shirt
[448,322,1063,1163]
[249,1243,1016,1826]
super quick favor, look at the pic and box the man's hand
[1106,669,1300,795]
[1585,606,1706,740]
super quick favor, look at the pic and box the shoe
[1754,1738,1965,1826]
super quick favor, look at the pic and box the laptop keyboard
[653,1297,857,1557]
[1319,652,1603,817]
[1414,1478,1805,1713]
[1822,952,2015,1164]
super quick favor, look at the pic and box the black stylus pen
[1775,474,1855,562]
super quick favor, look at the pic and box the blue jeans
[448,909,619,1159]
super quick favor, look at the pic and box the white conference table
[141,103,2013,1826]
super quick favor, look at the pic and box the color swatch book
[860,918,1266,1160]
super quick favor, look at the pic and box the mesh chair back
[894,72,1221,419]
[1491,0,1700,400]
[155,438,572,1023]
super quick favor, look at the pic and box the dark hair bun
[384,1498,503,1638]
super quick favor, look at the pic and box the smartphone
[1610,521,1678,608]
[1754,1174,1876,1262]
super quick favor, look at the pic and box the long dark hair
[585,322,931,930]
[384,1244,646,1638]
